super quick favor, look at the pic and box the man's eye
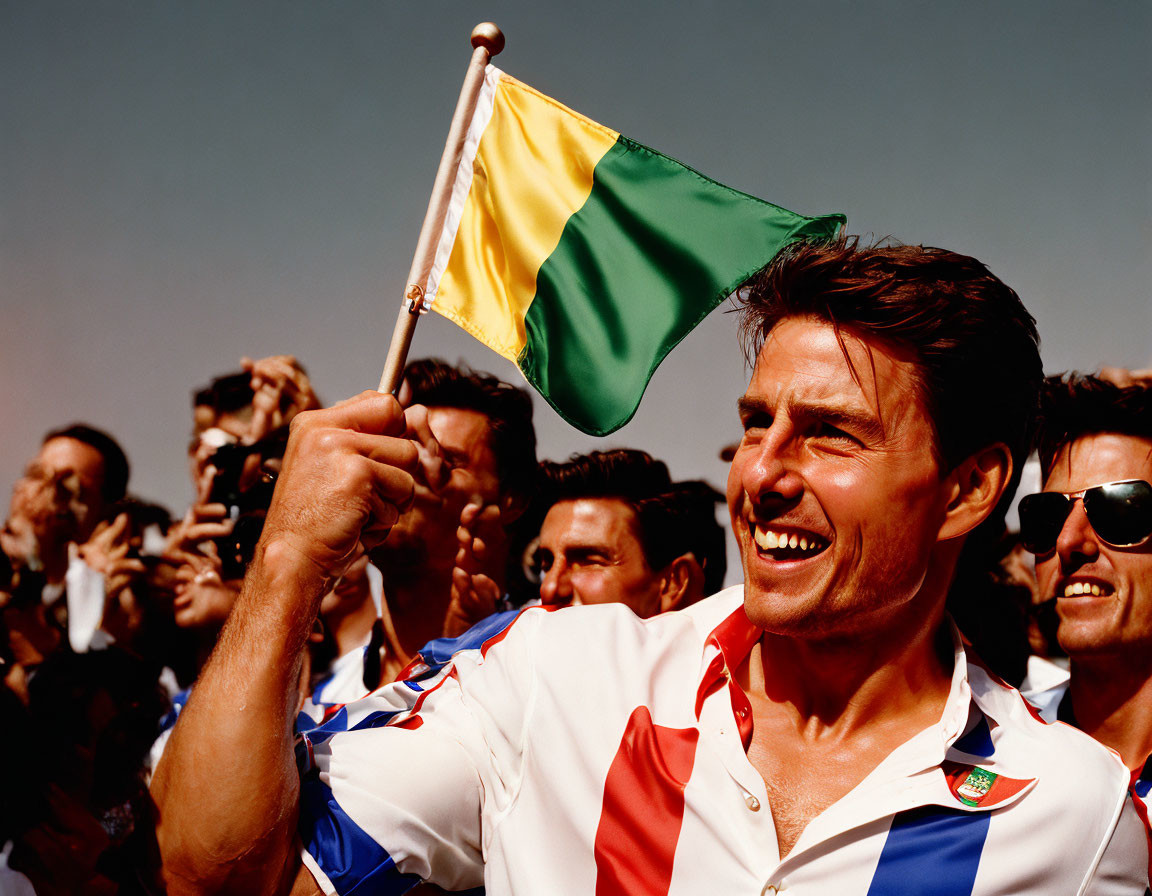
[742,413,772,433]
[816,423,859,444]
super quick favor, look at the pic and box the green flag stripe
[518,135,845,436]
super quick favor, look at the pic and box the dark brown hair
[539,449,726,590]
[404,358,537,502]
[737,235,1042,485]
[1035,374,1152,478]
[43,423,130,504]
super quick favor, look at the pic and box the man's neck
[748,614,953,734]
[379,565,454,659]
[1068,656,1152,771]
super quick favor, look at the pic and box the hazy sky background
[2,1,1148,582]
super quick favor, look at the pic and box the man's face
[1034,433,1152,659]
[537,497,664,618]
[383,407,503,572]
[727,317,950,639]
[6,437,107,550]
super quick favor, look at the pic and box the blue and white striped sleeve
[296,609,535,895]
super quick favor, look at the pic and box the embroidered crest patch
[954,767,998,806]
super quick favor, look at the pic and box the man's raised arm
[151,392,419,895]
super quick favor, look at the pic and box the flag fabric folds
[424,65,845,436]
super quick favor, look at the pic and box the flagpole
[377,22,505,394]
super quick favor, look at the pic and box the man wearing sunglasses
[1021,373,1152,796]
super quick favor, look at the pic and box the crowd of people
[2,236,1150,894]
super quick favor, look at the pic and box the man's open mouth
[751,523,829,560]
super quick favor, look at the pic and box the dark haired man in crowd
[361,358,537,683]
[1021,373,1152,795]
[160,357,316,676]
[2,424,129,587]
[535,449,725,615]
[154,237,1147,893]
[445,449,726,634]
[1,424,137,674]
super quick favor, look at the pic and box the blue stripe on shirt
[299,775,423,895]
[415,609,522,670]
[866,806,990,896]
[952,715,994,758]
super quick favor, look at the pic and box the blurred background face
[7,437,107,550]
[382,406,503,569]
[1035,433,1152,659]
[536,497,663,618]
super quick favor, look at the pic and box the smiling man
[535,449,725,617]
[1021,373,1152,793]
[153,238,1147,894]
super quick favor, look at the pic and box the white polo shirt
[297,586,1148,895]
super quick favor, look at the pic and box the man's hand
[243,354,322,443]
[78,512,146,600]
[77,513,147,639]
[443,502,505,638]
[164,463,234,559]
[256,390,420,596]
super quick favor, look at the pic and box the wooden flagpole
[377,22,505,394]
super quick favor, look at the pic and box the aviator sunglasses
[1019,479,1152,555]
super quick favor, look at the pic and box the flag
[423,65,845,436]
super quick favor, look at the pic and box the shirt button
[745,795,760,811]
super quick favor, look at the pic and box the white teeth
[752,525,825,556]
[1064,582,1106,597]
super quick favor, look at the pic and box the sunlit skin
[1033,432,1152,771]
[382,407,502,571]
[376,406,507,656]
[726,316,1001,858]
[1035,433,1152,659]
[537,498,665,618]
[727,317,954,642]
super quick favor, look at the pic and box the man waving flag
[422,65,845,435]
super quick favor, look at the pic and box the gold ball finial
[471,22,505,57]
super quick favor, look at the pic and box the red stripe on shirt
[593,706,699,896]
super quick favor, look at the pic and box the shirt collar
[690,591,1003,762]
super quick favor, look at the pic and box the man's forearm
[152,538,330,894]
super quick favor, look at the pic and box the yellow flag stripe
[430,69,620,361]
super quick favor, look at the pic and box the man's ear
[658,554,705,613]
[938,442,1013,541]
[498,490,529,524]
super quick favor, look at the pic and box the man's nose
[1055,500,1099,566]
[539,561,572,606]
[742,426,803,505]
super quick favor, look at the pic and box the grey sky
[2,1,1148,584]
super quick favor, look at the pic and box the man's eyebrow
[799,402,886,440]
[736,396,768,418]
[735,396,886,440]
